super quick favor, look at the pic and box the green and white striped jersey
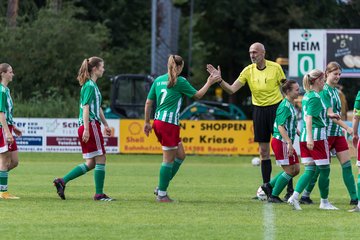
[0,84,14,126]
[354,91,360,115]
[147,74,197,125]
[273,98,297,143]
[319,83,342,136]
[78,79,102,126]
[300,90,327,141]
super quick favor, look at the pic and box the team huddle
[1,43,359,211]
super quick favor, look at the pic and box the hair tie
[309,72,323,84]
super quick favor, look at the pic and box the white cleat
[319,202,339,210]
[348,206,360,213]
[287,195,302,210]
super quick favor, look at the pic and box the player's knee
[12,161,19,169]
[177,152,186,161]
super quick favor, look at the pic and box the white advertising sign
[13,118,120,153]
[289,29,326,77]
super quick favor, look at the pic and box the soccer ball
[256,186,267,201]
[251,157,260,166]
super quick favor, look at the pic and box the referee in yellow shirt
[207,42,293,200]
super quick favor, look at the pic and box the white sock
[293,191,300,200]
[321,198,329,204]
[158,190,167,197]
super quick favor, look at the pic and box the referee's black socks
[261,159,272,183]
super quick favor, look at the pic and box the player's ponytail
[77,56,104,86]
[302,69,323,92]
[167,55,184,88]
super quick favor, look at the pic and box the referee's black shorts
[252,102,281,143]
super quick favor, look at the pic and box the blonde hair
[0,63,11,80]
[303,69,324,92]
[167,55,184,88]
[325,61,342,79]
[77,56,104,86]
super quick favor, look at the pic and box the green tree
[0,4,110,100]
[176,0,360,115]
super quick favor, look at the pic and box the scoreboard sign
[289,29,360,78]
[289,29,326,77]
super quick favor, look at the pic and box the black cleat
[268,195,284,203]
[299,196,314,204]
[53,178,66,200]
[283,191,294,202]
[350,199,358,205]
[261,183,273,199]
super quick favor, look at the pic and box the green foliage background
[1,0,360,117]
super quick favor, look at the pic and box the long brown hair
[77,56,103,86]
[325,61,342,79]
[0,63,11,80]
[303,69,324,92]
[167,55,184,88]
[281,79,297,95]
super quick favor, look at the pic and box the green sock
[357,174,360,201]
[63,163,90,184]
[94,164,106,194]
[305,165,320,193]
[318,165,330,199]
[341,160,357,200]
[295,165,316,194]
[170,158,184,180]
[0,170,8,192]
[158,162,173,191]
[272,172,292,197]
[269,171,283,188]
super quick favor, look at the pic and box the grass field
[1,153,360,240]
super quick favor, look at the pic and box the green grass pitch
[0,152,359,240]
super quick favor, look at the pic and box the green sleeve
[275,106,290,126]
[354,91,360,110]
[81,84,95,106]
[0,90,6,112]
[177,77,197,98]
[147,81,156,100]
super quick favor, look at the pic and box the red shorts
[153,120,180,149]
[300,139,329,165]
[271,138,299,165]
[78,121,105,159]
[0,125,18,153]
[328,136,348,153]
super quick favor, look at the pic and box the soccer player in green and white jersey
[350,91,360,212]
[261,80,301,203]
[144,55,219,202]
[287,69,340,210]
[54,57,114,201]
[300,62,357,205]
[0,63,23,200]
